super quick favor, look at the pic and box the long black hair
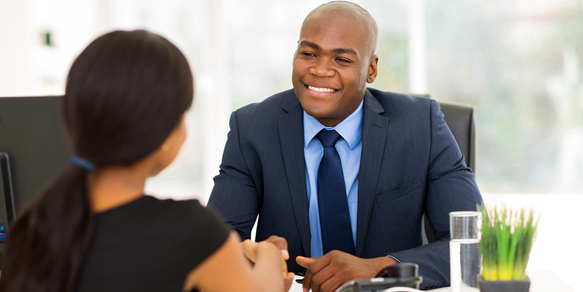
[0,30,194,292]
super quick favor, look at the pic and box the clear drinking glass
[450,211,481,292]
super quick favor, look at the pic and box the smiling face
[292,12,378,127]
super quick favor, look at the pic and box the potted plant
[477,205,540,292]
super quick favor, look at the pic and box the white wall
[0,0,32,96]
[0,0,96,97]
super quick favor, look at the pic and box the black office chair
[439,101,476,171]
[422,100,477,243]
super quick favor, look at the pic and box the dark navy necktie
[316,129,355,255]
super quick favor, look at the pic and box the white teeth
[308,85,335,92]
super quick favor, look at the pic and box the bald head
[301,1,378,56]
[292,1,380,127]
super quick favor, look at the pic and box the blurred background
[1,0,582,290]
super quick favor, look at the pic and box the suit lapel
[278,93,312,256]
[356,90,389,256]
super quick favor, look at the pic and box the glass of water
[450,211,481,292]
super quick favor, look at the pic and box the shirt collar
[303,100,363,150]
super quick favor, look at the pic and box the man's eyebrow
[332,48,357,56]
[299,41,357,56]
[299,40,321,51]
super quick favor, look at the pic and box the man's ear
[366,55,379,83]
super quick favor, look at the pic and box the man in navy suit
[208,1,482,291]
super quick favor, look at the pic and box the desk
[289,271,574,292]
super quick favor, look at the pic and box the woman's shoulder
[139,196,227,227]
[100,195,229,237]
[138,196,231,261]
[98,194,231,257]
[140,195,203,213]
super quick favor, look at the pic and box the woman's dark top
[76,195,230,292]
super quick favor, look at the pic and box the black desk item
[335,263,423,292]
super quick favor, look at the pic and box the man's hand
[261,236,295,291]
[296,251,398,292]
[264,235,290,258]
[241,235,295,291]
[242,235,289,263]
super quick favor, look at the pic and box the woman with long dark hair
[0,30,292,292]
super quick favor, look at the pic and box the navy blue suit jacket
[208,88,482,289]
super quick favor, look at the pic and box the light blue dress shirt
[303,101,363,257]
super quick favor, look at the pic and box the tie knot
[317,129,342,147]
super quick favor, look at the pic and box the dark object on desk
[375,262,419,279]
[478,275,530,292]
[334,263,423,292]
[295,271,304,283]
[0,96,70,220]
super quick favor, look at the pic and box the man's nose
[309,59,335,77]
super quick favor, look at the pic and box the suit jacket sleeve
[389,99,483,289]
[207,111,259,240]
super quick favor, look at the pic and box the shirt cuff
[385,254,402,263]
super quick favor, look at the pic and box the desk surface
[289,271,574,292]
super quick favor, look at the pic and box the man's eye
[301,52,316,57]
[336,58,351,63]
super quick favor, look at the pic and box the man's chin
[299,101,328,117]
[302,108,335,122]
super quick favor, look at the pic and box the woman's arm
[183,232,293,292]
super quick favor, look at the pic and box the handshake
[242,235,421,292]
